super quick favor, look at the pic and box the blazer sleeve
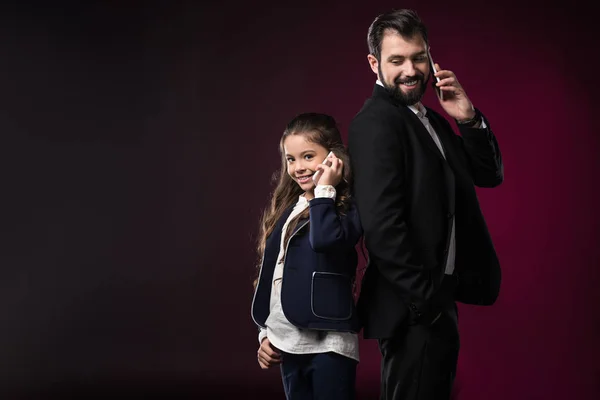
[308,197,362,254]
[455,109,504,188]
[348,113,438,322]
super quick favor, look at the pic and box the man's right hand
[257,338,282,369]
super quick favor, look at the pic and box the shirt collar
[297,194,309,205]
[408,103,427,118]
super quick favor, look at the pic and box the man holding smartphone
[348,8,504,400]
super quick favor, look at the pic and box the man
[348,9,503,400]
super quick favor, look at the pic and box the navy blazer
[251,196,363,333]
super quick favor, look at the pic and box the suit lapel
[425,110,459,170]
[291,218,309,237]
[264,206,294,258]
[405,109,446,161]
[425,110,456,216]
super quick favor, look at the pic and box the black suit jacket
[348,84,503,339]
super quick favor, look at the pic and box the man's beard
[379,64,429,106]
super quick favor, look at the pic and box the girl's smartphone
[312,151,334,183]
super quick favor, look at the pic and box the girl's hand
[314,153,343,187]
[257,338,281,369]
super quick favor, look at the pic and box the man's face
[368,31,431,105]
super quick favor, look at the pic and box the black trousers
[378,286,460,400]
[280,351,357,400]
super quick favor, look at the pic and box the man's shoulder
[348,103,407,149]
[350,96,399,128]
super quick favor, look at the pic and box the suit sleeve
[308,197,362,255]
[455,109,504,188]
[348,114,438,322]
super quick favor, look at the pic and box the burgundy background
[1,0,598,398]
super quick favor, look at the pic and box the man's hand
[433,63,477,122]
[257,338,282,369]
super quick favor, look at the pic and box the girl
[251,113,362,400]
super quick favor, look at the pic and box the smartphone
[312,151,334,184]
[428,48,443,101]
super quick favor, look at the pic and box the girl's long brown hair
[253,113,353,289]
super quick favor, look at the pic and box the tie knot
[413,103,426,119]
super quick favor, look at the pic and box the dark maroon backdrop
[1,0,598,399]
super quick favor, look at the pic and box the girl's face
[283,134,329,195]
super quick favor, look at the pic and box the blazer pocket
[311,272,353,320]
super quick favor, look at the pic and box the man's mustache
[394,73,425,85]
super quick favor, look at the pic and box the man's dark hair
[367,9,428,61]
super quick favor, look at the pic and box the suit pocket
[311,272,353,320]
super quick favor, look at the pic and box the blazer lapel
[425,110,460,170]
[290,218,310,237]
[403,107,446,161]
[425,110,456,216]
